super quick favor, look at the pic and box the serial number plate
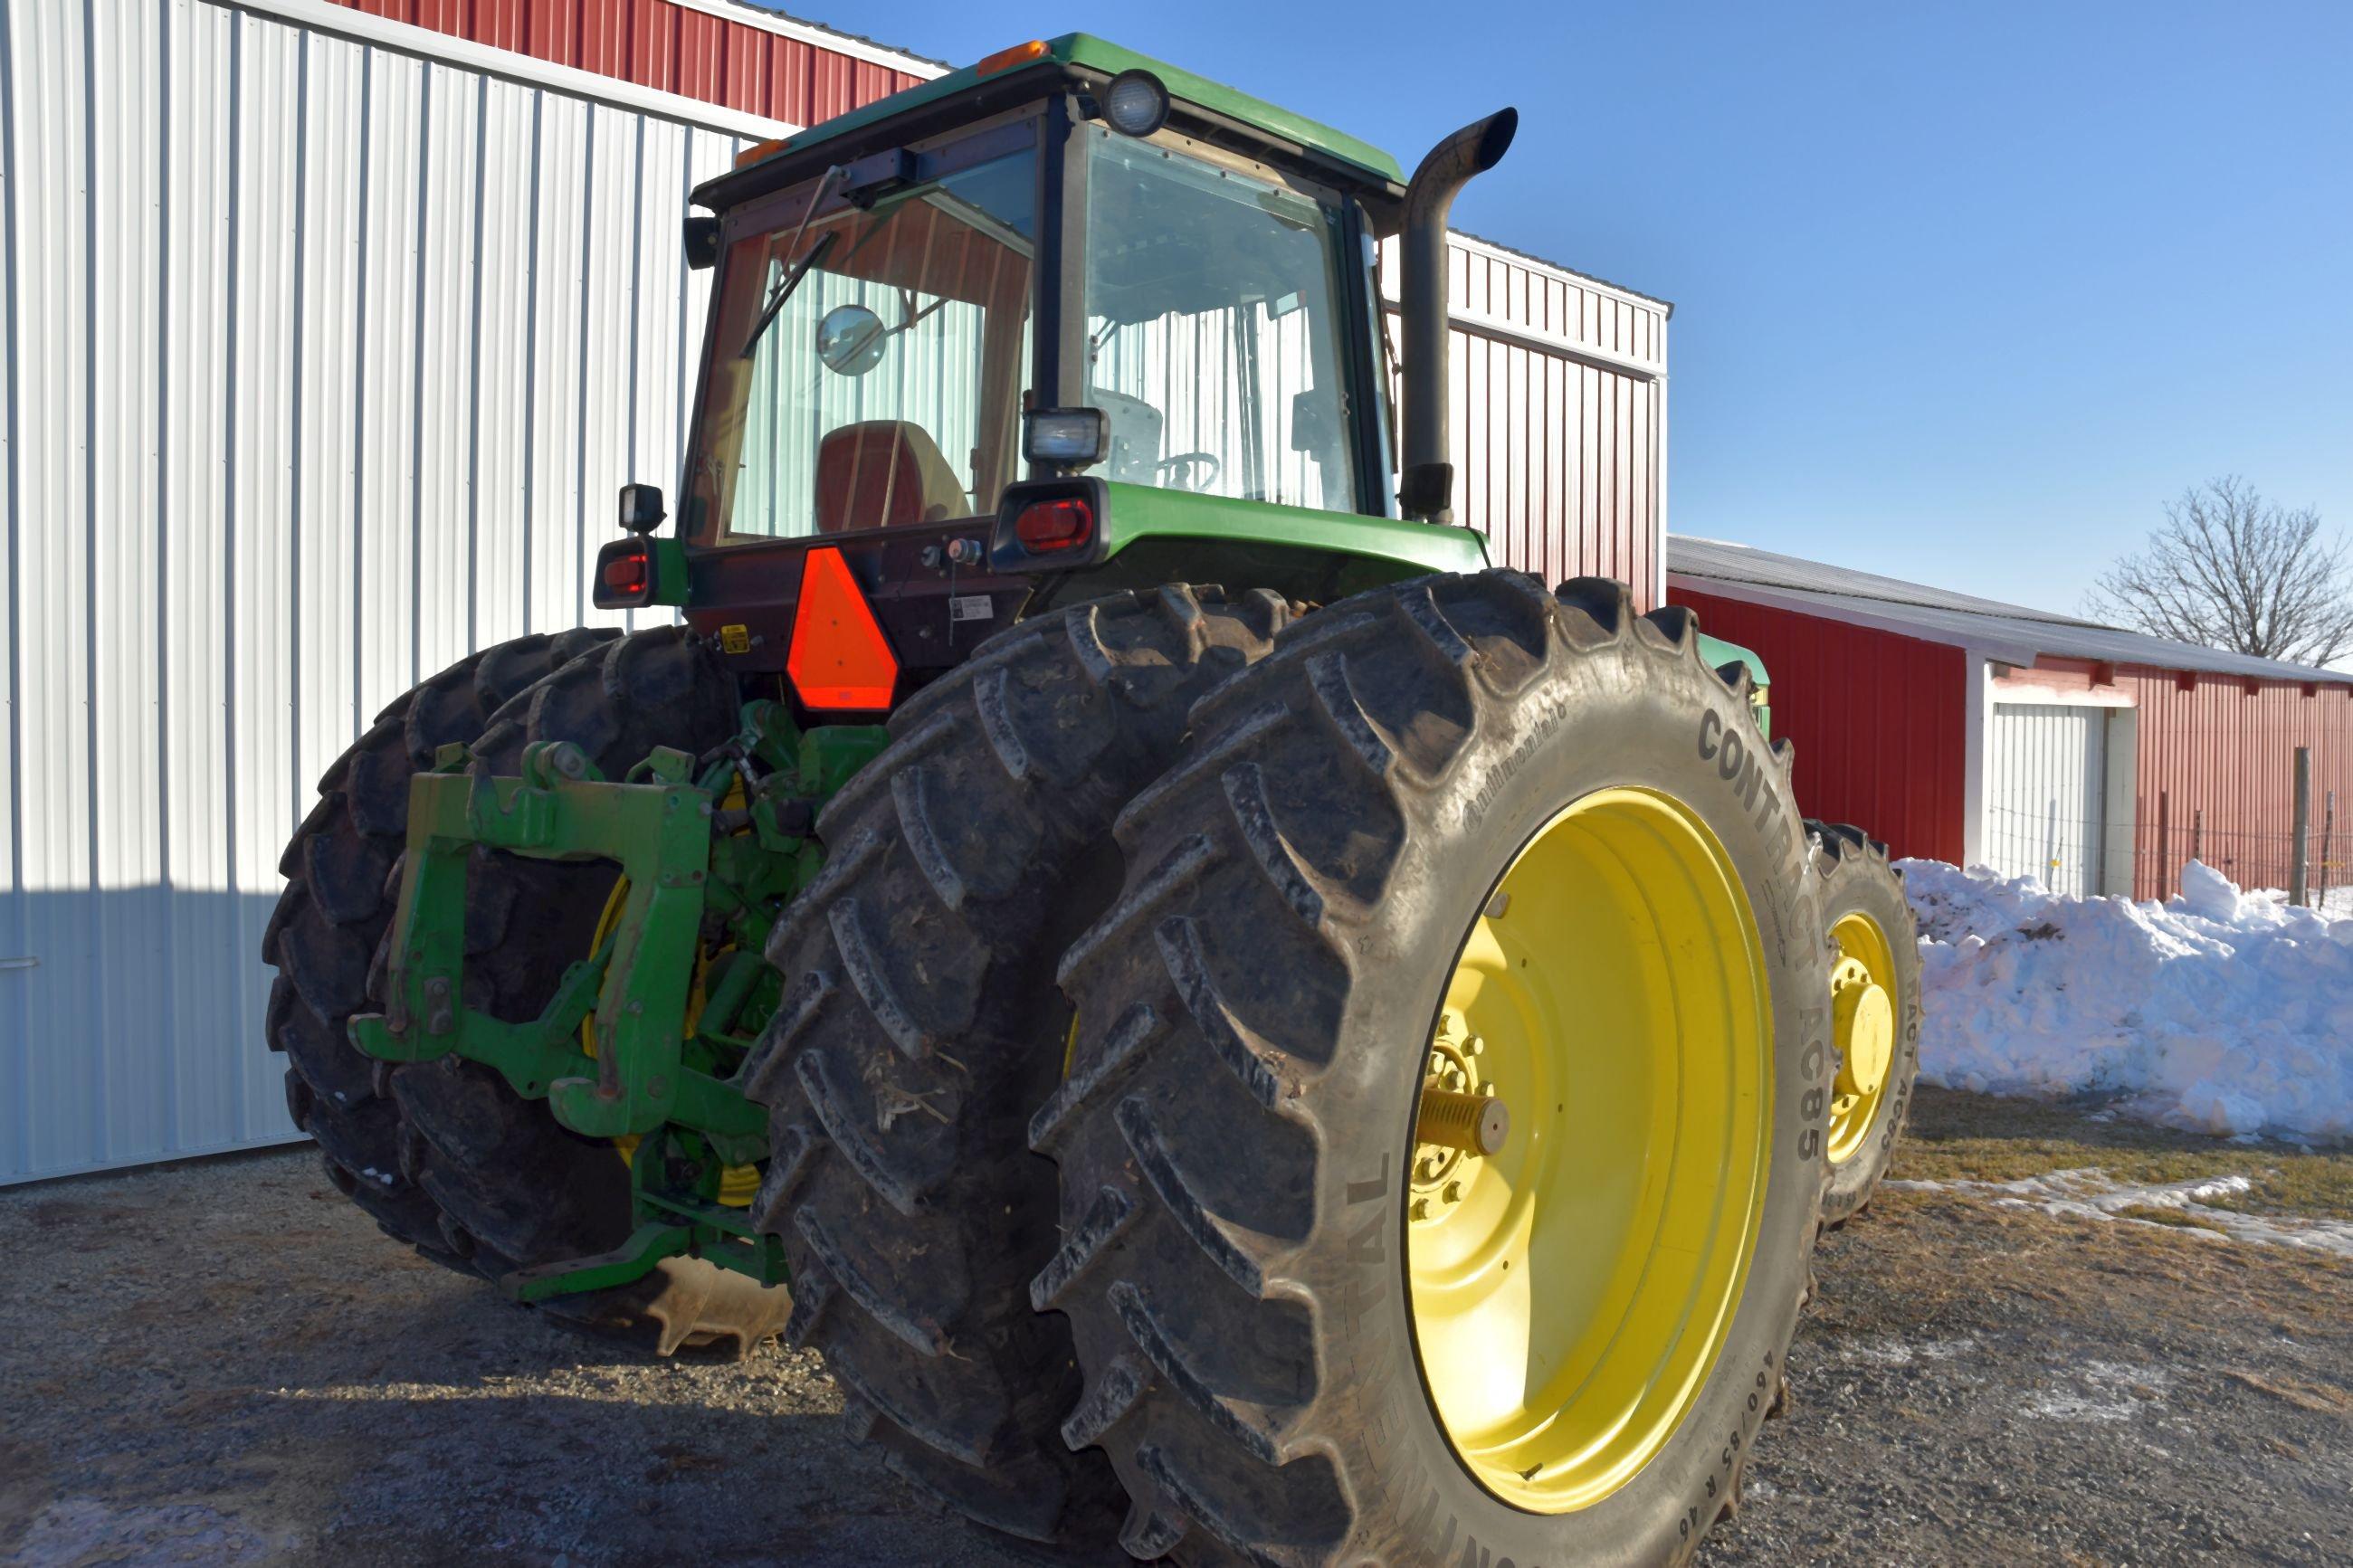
[949,594,994,624]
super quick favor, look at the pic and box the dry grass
[2223,1369,2353,1414]
[1893,1087,2353,1221]
[2109,1202,2232,1232]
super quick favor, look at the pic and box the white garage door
[1986,703,2109,896]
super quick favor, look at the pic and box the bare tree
[2086,476,2353,668]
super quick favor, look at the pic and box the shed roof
[1668,536,2353,688]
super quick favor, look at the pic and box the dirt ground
[4,1089,2350,1567]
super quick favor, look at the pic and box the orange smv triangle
[787,546,900,709]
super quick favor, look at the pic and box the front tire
[1810,822,1922,1228]
[1038,573,1832,1565]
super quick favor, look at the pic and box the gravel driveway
[5,1092,2349,1566]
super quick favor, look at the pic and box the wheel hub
[1411,1018,1494,1219]
[1824,911,1900,1165]
[1830,957,1892,1098]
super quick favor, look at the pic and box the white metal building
[2,1,1670,1182]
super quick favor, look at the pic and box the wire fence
[1981,804,2351,913]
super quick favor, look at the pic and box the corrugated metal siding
[1671,590,1970,863]
[1383,235,1668,610]
[322,0,930,124]
[1985,703,2107,897]
[2125,670,2353,899]
[0,0,791,1183]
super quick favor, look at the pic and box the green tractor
[263,33,1919,1564]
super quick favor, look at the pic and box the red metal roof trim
[329,0,929,127]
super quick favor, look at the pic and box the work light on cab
[1023,406,1109,470]
[1103,69,1169,137]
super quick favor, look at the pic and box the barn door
[1986,703,2109,897]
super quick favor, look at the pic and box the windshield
[1085,133,1362,512]
[689,145,1036,543]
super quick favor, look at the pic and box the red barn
[1672,537,2353,900]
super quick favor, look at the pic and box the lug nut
[1441,1180,1463,1204]
[1416,1086,1510,1156]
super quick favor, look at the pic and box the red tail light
[601,550,648,594]
[593,539,656,608]
[1014,496,1094,552]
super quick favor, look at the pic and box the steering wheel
[1156,451,1223,492]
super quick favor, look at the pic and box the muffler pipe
[1398,108,1518,524]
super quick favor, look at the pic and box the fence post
[2321,790,2337,909]
[2158,790,2171,900]
[2290,747,2311,908]
[2192,806,2203,867]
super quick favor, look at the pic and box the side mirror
[815,304,890,376]
[617,482,666,535]
[683,215,720,271]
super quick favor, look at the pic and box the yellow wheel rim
[1405,787,1774,1515]
[1824,912,1897,1166]
[581,817,763,1209]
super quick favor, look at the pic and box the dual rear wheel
[265,626,792,1354]
[268,573,1918,1563]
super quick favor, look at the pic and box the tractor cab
[595,34,1502,712]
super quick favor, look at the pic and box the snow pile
[1903,859,2353,1139]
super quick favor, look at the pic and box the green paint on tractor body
[1100,482,1485,575]
[1697,631,1771,737]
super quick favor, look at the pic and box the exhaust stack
[1397,109,1518,525]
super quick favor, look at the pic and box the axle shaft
[1417,1086,1509,1156]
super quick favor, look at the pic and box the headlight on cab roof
[1104,70,1170,137]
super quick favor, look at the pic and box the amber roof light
[972,40,1048,76]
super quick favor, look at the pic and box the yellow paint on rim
[582,877,763,1210]
[1824,912,1898,1165]
[1405,787,1774,1514]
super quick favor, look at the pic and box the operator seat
[814,421,967,532]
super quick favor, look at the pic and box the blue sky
[775,2,2352,617]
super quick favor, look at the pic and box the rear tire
[265,627,793,1354]
[740,586,1289,1556]
[1038,573,1832,1565]
[1809,822,1922,1228]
